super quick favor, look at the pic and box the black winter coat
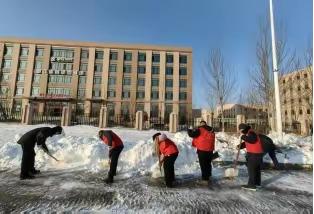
[17,127,57,153]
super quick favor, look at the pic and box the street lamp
[269,0,283,136]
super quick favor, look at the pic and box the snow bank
[0,123,312,178]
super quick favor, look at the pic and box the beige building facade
[279,68,313,135]
[0,37,192,121]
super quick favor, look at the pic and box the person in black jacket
[17,126,63,180]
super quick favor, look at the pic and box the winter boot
[20,173,35,180]
[105,175,114,184]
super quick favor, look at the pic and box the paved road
[0,169,312,213]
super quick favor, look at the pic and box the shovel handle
[234,138,242,168]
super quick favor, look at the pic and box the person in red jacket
[188,120,215,181]
[237,123,263,191]
[99,130,124,184]
[153,133,179,188]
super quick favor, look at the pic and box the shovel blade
[224,168,239,177]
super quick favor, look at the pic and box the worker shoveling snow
[0,124,312,182]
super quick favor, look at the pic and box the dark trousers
[163,154,178,187]
[108,146,124,178]
[197,150,213,180]
[21,145,36,176]
[267,150,279,168]
[247,153,263,187]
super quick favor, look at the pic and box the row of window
[282,73,309,83]
[283,97,311,104]
[284,109,311,115]
[2,60,188,75]
[4,46,188,63]
[47,87,71,95]
[48,75,72,83]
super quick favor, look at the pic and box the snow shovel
[224,138,242,178]
[46,152,60,162]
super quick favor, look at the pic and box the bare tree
[248,19,292,131]
[203,49,236,132]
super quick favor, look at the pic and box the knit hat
[238,123,248,131]
[159,133,167,141]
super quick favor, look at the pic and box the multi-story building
[0,37,192,121]
[216,104,267,120]
[279,67,313,135]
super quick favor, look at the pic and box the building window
[3,60,12,68]
[304,73,308,78]
[179,67,187,75]
[284,111,287,115]
[78,89,85,97]
[179,55,187,64]
[282,79,285,84]
[20,47,29,56]
[123,65,132,73]
[19,61,27,69]
[299,109,303,115]
[52,49,74,58]
[47,88,71,95]
[138,52,146,62]
[107,90,116,98]
[109,64,117,72]
[92,89,101,97]
[108,77,116,85]
[122,91,130,99]
[81,50,89,59]
[136,91,145,99]
[123,78,131,85]
[291,110,295,115]
[17,73,25,82]
[33,74,41,83]
[137,78,145,86]
[138,66,146,74]
[1,73,10,82]
[136,103,145,111]
[36,48,44,57]
[95,51,104,59]
[152,53,160,63]
[152,66,160,75]
[166,79,173,88]
[0,86,9,95]
[80,63,88,71]
[166,54,173,63]
[15,87,24,96]
[151,79,159,87]
[34,61,42,69]
[93,77,102,84]
[165,92,173,100]
[305,83,309,89]
[48,75,72,83]
[307,109,311,114]
[297,86,301,91]
[124,52,132,61]
[110,51,118,60]
[296,75,300,80]
[299,98,302,103]
[179,92,187,100]
[4,46,13,56]
[166,67,173,75]
[151,91,159,100]
[94,63,103,72]
[79,76,86,85]
[31,87,40,96]
[180,79,187,88]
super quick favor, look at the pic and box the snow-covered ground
[0,123,312,213]
[0,123,312,178]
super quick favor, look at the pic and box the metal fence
[31,112,62,126]
[0,107,22,122]
[71,111,100,127]
[108,114,135,128]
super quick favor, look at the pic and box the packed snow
[0,123,312,179]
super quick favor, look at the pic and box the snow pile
[0,124,312,178]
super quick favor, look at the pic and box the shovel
[46,152,60,162]
[224,138,242,178]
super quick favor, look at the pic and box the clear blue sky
[0,0,312,108]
